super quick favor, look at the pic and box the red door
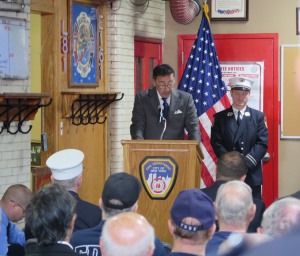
[178,34,279,206]
[134,38,162,94]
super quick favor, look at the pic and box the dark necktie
[162,98,169,120]
[237,111,241,126]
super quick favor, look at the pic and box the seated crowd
[1,149,300,256]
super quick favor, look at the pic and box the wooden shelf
[61,91,124,125]
[0,93,52,134]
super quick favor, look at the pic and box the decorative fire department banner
[70,1,98,87]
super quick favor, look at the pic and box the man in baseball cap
[168,189,216,256]
[71,172,166,256]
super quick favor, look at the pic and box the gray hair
[261,197,300,237]
[53,175,80,189]
[215,180,253,227]
[102,200,137,219]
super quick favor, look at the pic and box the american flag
[178,11,231,187]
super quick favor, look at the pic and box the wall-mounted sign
[139,156,178,200]
[220,62,264,112]
[0,17,28,79]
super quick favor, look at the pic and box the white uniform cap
[46,149,84,180]
[229,77,253,91]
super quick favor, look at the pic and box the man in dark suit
[130,64,201,142]
[211,77,268,199]
[46,149,102,232]
[201,151,265,233]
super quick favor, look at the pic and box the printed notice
[0,17,28,79]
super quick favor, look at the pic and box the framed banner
[69,0,99,87]
[209,0,249,21]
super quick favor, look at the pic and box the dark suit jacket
[69,191,102,232]
[211,106,268,186]
[130,88,201,142]
[25,242,78,256]
[201,180,265,233]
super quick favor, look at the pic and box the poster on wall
[69,1,99,87]
[0,17,28,79]
[220,62,264,111]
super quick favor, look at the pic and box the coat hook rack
[0,93,52,135]
[61,92,124,125]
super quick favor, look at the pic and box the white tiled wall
[0,1,31,198]
[106,0,165,174]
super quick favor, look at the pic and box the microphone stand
[158,105,167,140]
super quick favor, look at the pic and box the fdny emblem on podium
[139,156,178,200]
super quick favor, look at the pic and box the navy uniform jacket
[69,191,102,232]
[201,180,266,233]
[211,106,268,186]
[25,242,78,256]
[130,87,201,142]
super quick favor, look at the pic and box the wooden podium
[121,140,203,244]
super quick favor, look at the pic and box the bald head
[100,212,155,256]
[1,184,33,222]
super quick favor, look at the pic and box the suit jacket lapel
[169,89,180,119]
[148,88,161,113]
[233,106,250,144]
[226,107,238,137]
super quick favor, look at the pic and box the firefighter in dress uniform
[211,77,268,199]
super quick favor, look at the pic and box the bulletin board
[0,17,28,79]
[280,44,300,139]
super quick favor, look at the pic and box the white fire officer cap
[229,77,253,91]
[46,149,84,180]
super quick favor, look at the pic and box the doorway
[134,38,162,94]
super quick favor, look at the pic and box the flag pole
[203,0,210,23]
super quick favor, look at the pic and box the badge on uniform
[245,112,250,117]
[227,112,233,117]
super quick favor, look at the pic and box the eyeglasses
[156,81,175,89]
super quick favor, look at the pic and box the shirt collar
[57,241,73,249]
[232,106,247,116]
[156,90,171,105]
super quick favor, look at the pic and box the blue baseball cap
[170,189,215,231]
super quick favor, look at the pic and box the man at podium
[130,64,201,142]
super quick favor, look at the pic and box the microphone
[158,104,165,123]
[158,105,167,140]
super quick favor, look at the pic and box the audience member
[0,184,33,255]
[239,224,300,256]
[217,232,271,256]
[168,189,216,256]
[201,151,265,232]
[257,197,300,237]
[100,212,155,256]
[206,181,256,256]
[71,172,166,256]
[25,183,77,255]
[46,149,102,231]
